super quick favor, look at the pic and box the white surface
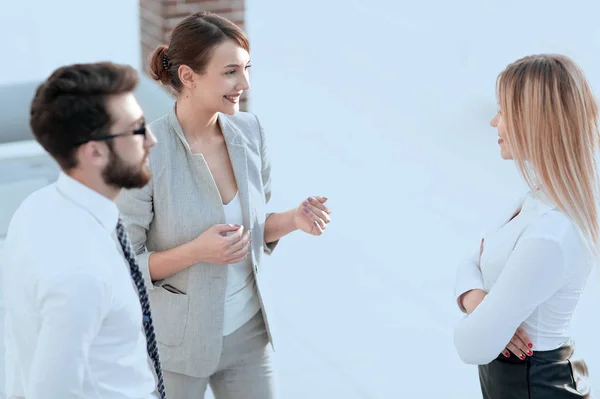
[0,0,141,85]
[245,0,600,397]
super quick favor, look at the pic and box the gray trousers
[164,311,277,399]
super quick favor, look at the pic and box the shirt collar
[526,189,557,215]
[55,172,119,232]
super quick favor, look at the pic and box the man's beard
[102,147,151,189]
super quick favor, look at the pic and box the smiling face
[182,39,251,115]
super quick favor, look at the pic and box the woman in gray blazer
[116,11,331,399]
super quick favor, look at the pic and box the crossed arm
[454,237,565,365]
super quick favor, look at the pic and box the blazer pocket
[161,283,186,295]
[149,286,190,347]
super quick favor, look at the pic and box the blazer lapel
[219,114,252,232]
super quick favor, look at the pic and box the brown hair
[30,62,139,170]
[149,11,249,92]
[497,54,600,252]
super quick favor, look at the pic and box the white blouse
[454,191,594,365]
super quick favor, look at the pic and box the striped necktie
[116,218,166,399]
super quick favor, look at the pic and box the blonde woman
[454,54,596,398]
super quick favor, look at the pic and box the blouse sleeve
[453,237,566,365]
[454,243,486,313]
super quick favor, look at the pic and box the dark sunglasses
[75,123,147,146]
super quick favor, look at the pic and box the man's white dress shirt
[2,172,157,399]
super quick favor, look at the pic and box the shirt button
[254,264,258,273]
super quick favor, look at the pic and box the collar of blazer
[168,105,245,151]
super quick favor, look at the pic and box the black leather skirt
[477,342,591,398]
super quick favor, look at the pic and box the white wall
[0,0,141,85]
[246,0,600,397]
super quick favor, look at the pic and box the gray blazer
[116,105,278,378]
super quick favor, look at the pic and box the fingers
[312,220,324,236]
[227,231,250,257]
[507,334,533,360]
[307,196,331,214]
[228,235,251,263]
[504,340,527,359]
[302,197,331,234]
[515,326,533,350]
[505,342,527,360]
[224,226,245,244]
[304,201,331,224]
[502,326,534,360]
[214,223,243,235]
[302,206,327,233]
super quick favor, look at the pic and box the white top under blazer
[222,192,261,336]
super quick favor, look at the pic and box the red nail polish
[520,354,525,359]
[504,352,510,357]
[528,343,533,348]
[527,350,533,356]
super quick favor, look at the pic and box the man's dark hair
[30,62,139,170]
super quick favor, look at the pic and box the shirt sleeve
[454,243,486,313]
[28,274,110,399]
[453,237,566,365]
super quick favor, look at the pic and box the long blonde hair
[497,54,600,253]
